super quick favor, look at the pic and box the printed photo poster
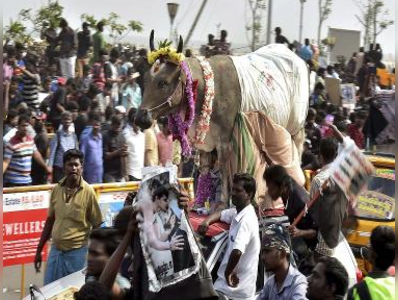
[341,83,356,105]
[135,167,201,293]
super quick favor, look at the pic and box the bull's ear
[177,35,183,53]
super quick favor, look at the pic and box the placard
[341,83,356,105]
[324,77,342,106]
[330,143,375,197]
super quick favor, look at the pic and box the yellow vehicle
[304,151,395,275]
[346,152,395,274]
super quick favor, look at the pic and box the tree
[3,19,31,44]
[355,3,373,48]
[370,0,393,45]
[355,0,393,48]
[80,13,143,45]
[317,0,333,45]
[245,0,267,51]
[19,0,63,33]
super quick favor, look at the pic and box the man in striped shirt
[19,54,41,110]
[3,115,51,186]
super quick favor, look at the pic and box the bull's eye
[158,80,167,88]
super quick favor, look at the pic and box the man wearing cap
[77,22,92,78]
[257,224,308,300]
[120,68,142,110]
[198,173,260,300]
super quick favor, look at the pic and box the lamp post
[167,3,179,42]
[299,0,306,44]
[266,0,273,44]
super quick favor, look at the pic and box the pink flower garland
[168,61,195,156]
[195,172,212,207]
[194,56,215,144]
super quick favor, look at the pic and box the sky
[3,0,396,59]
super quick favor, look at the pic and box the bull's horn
[177,35,183,53]
[150,30,155,52]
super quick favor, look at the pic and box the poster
[341,83,356,105]
[3,209,49,267]
[330,142,375,197]
[3,191,51,267]
[136,167,201,292]
[98,191,129,227]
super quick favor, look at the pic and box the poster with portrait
[135,167,201,293]
[341,83,356,105]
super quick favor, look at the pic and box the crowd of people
[2,16,395,300]
[3,19,185,187]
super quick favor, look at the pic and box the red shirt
[347,124,365,149]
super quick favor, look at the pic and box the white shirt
[123,124,145,179]
[214,205,260,300]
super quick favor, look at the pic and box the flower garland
[193,56,215,144]
[194,172,212,207]
[168,61,196,156]
[148,46,185,65]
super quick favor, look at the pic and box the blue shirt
[299,45,313,62]
[257,264,308,300]
[80,132,103,183]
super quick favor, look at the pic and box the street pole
[167,3,179,42]
[185,0,209,46]
[266,0,273,44]
[299,0,306,43]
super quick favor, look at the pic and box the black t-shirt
[103,130,125,176]
[50,86,66,121]
[75,113,89,140]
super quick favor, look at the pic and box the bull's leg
[292,127,306,162]
[217,144,231,210]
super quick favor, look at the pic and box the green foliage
[356,0,394,47]
[81,12,143,44]
[19,0,63,31]
[245,0,267,51]
[4,19,29,43]
[128,20,143,33]
[158,39,173,49]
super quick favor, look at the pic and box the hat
[115,106,127,114]
[261,224,291,253]
[129,72,140,79]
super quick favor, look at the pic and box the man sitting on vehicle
[198,173,260,300]
[257,224,308,300]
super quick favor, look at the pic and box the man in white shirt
[123,108,145,181]
[198,173,260,300]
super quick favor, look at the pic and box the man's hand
[127,209,140,236]
[198,220,209,235]
[177,190,190,210]
[34,251,42,273]
[288,225,302,238]
[225,271,239,287]
[169,233,184,251]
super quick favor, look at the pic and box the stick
[292,179,330,227]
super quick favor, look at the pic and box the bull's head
[135,30,185,130]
